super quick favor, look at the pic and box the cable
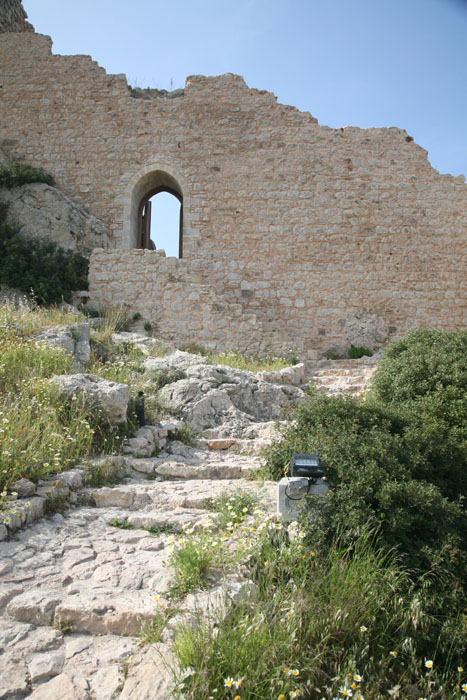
[284,477,313,501]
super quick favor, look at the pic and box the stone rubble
[0,343,376,699]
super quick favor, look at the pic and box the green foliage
[208,489,259,530]
[169,536,217,598]
[140,608,171,645]
[369,328,466,408]
[108,517,133,529]
[0,204,88,304]
[264,329,467,586]
[174,526,465,698]
[264,393,466,581]
[143,321,152,332]
[348,344,373,359]
[150,367,186,390]
[0,161,55,188]
[168,423,197,447]
[208,349,299,372]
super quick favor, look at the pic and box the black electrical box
[290,453,324,479]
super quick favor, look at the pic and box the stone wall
[0,0,33,33]
[89,249,274,356]
[1,19,466,357]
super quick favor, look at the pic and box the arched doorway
[138,185,183,257]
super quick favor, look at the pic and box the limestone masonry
[1,1,466,357]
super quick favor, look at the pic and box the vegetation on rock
[0,161,55,188]
[0,202,88,304]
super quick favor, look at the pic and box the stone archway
[137,185,183,257]
[116,162,195,253]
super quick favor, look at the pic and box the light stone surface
[36,323,91,364]
[0,329,378,698]
[0,28,464,359]
[0,183,111,255]
[50,374,130,424]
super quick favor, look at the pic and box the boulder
[143,349,209,373]
[0,182,110,255]
[36,323,90,364]
[50,374,129,424]
[158,359,305,432]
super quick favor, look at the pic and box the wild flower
[425,659,433,669]
[339,687,352,697]
[389,650,397,657]
[359,625,368,632]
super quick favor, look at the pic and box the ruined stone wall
[89,249,273,356]
[1,26,466,356]
[0,0,33,33]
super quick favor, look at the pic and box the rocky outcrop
[36,323,91,365]
[157,358,305,433]
[50,374,130,424]
[0,183,111,255]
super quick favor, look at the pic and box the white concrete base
[277,476,329,522]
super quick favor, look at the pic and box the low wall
[89,247,466,360]
[89,249,287,356]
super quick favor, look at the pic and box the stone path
[308,356,378,396]
[0,447,276,700]
[0,350,377,699]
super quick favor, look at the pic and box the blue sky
[23,0,467,257]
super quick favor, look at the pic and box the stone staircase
[307,356,379,397]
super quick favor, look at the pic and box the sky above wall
[23,0,467,257]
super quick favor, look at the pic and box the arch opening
[138,187,183,257]
[128,168,184,255]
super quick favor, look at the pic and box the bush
[264,393,466,581]
[348,344,373,358]
[0,204,88,304]
[369,328,467,408]
[150,367,186,390]
[0,162,55,188]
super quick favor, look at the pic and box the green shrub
[150,367,186,390]
[348,344,373,358]
[264,394,466,581]
[0,205,88,304]
[369,328,467,408]
[0,161,55,188]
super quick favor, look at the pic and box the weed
[0,161,55,188]
[208,489,259,530]
[168,423,197,447]
[144,321,152,333]
[44,490,69,515]
[82,458,125,488]
[132,312,142,322]
[150,367,186,390]
[207,349,299,372]
[53,617,73,635]
[140,608,171,645]
[348,344,373,358]
[108,517,133,529]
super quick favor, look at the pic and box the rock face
[50,374,129,424]
[0,183,110,255]
[36,323,91,364]
[157,355,305,433]
[344,309,389,351]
